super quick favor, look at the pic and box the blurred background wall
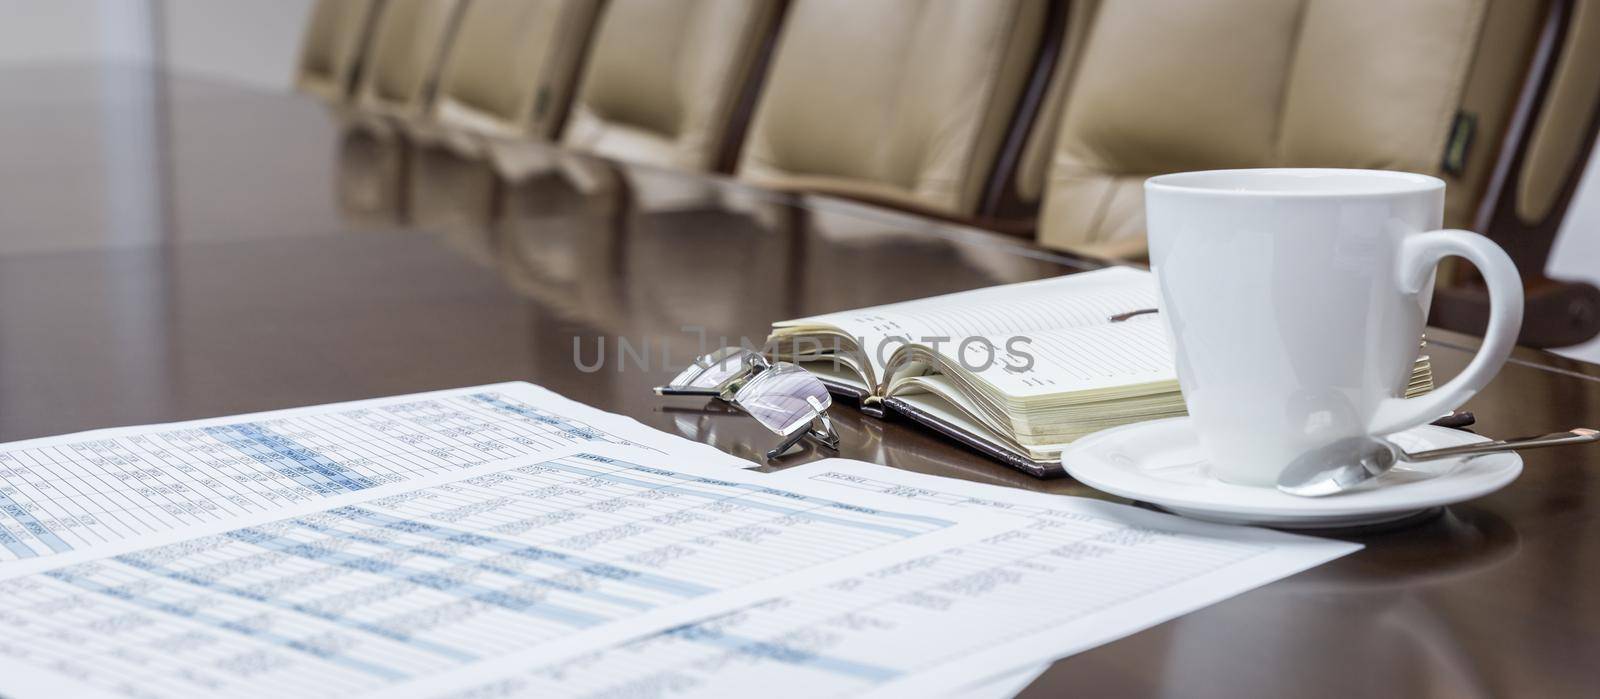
[160,0,315,90]
[1551,152,1600,362]
[0,0,1596,363]
[0,0,154,66]
[0,0,311,90]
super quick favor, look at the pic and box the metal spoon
[1277,428,1600,497]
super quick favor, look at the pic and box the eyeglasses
[655,347,766,400]
[655,348,839,460]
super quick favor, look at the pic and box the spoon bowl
[1277,437,1402,497]
[1277,428,1600,497]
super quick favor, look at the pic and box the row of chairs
[297,0,1600,346]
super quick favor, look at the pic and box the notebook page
[957,316,1177,399]
[779,267,1156,383]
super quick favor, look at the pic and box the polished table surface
[3,64,1599,697]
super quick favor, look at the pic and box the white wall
[0,0,153,65]
[158,0,313,91]
[1548,144,1600,363]
[0,0,310,90]
[0,0,162,256]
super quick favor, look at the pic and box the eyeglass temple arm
[653,386,724,396]
[765,413,840,460]
[765,429,810,460]
[655,353,771,398]
[809,413,839,449]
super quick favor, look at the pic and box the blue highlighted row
[222,525,613,629]
[330,506,715,598]
[113,551,479,663]
[205,423,379,495]
[292,514,655,612]
[46,567,410,682]
[0,491,71,558]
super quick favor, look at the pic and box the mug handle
[1369,230,1523,436]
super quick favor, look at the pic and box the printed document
[0,445,1013,699]
[0,382,746,565]
[0,385,1361,698]
[431,459,1359,698]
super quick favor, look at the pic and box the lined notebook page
[784,267,1156,380]
[958,317,1177,398]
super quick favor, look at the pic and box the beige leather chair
[978,0,1097,223]
[1033,0,1600,346]
[736,0,1049,218]
[337,0,464,225]
[294,0,383,105]
[560,0,783,172]
[424,0,603,143]
[1033,0,1564,260]
[406,0,603,230]
[1443,0,1600,347]
[351,0,465,123]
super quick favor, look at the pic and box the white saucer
[1062,417,1522,529]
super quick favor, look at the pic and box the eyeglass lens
[734,362,833,436]
[667,347,760,391]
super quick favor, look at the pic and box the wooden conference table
[2,64,1598,697]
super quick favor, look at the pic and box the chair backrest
[294,0,383,104]
[1440,0,1600,347]
[1035,0,1551,258]
[735,0,1050,217]
[352,0,466,121]
[428,0,603,141]
[560,0,783,171]
[977,0,1096,223]
[1479,0,1600,275]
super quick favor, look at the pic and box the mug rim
[1145,168,1444,198]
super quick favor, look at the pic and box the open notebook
[769,267,1433,477]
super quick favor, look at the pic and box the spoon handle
[1405,428,1600,461]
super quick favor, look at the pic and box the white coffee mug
[1145,169,1523,486]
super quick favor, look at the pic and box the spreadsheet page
[0,382,746,565]
[0,445,1013,699]
[425,460,1358,699]
[0,386,1360,699]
